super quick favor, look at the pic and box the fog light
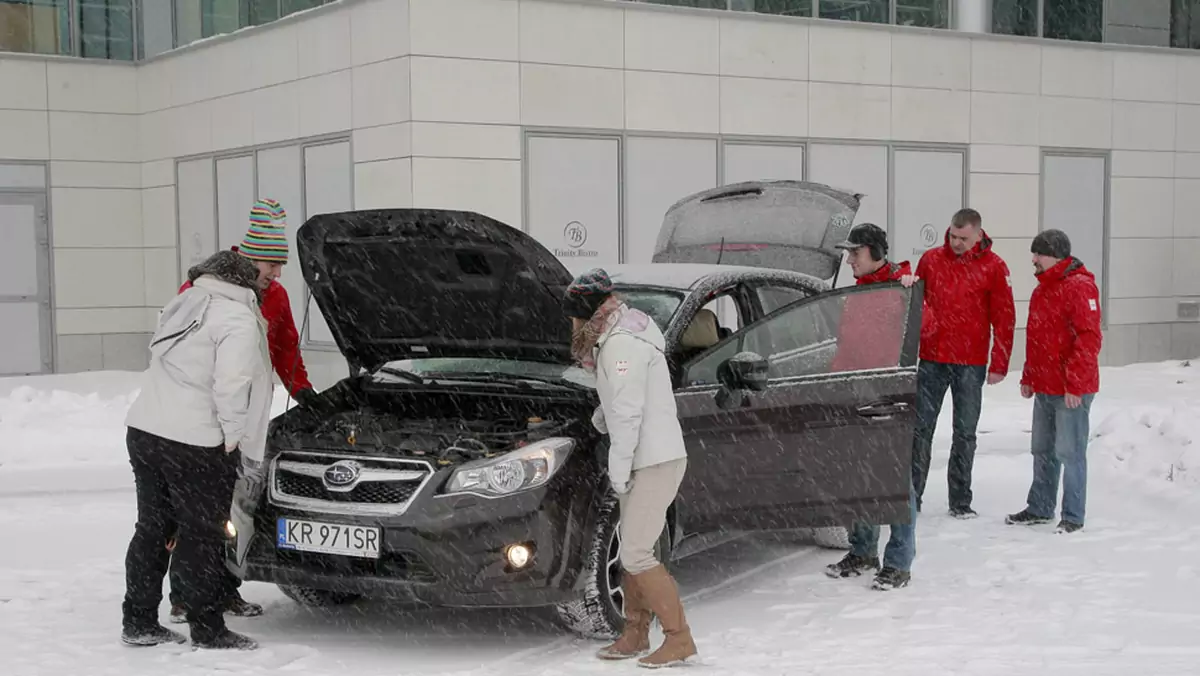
[225,520,237,539]
[505,543,532,569]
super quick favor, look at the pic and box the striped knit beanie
[563,268,614,320]
[240,198,289,263]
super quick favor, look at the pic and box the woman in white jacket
[120,250,273,651]
[564,268,696,669]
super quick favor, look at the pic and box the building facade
[2,0,1200,386]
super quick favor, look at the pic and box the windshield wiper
[374,367,426,385]
[424,371,587,391]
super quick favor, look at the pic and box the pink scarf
[571,296,623,372]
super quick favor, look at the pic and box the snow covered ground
[2,361,1199,675]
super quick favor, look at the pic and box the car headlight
[444,437,575,498]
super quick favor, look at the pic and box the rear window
[616,288,685,330]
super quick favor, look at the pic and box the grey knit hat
[1031,229,1071,259]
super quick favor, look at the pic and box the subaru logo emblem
[323,461,362,488]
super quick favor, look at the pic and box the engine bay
[306,408,573,465]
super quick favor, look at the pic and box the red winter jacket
[1021,257,1102,396]
[179,273,312,396]
[915,230,1016,375]
[830,261,913,373]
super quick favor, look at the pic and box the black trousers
[168,446,244,607]
[122,427,236,642]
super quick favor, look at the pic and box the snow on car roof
[562,262,774,290]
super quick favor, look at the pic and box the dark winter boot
[949,506,978,520]
[1055,520,1083,534]
[1005,509,1053,526]
[634,565,697,669]
[225,591,264,618]
[121,624,187,647]
[824,553,880,579]
[597,572,651,660]
[871,567,911,591]
[192,629,259,651]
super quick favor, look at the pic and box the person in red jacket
[168,198,315,623]
[912,208,1015,519]
[1006,230,1101,534]
[824,224,921,591]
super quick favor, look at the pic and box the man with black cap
[824,224,921,590]
[562,268,696,668]
[1006,229,1102,534]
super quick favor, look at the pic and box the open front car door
[671,281,923,533]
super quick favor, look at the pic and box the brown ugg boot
[634,565,697,669]
[596,572,651,660]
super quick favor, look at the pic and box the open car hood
[651,180,862,283]
[297,209,575,371]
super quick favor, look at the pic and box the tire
[809,526,851,550]
[553,494,671,640]
[278,585,361,607]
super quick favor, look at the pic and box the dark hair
[951,208,982,229]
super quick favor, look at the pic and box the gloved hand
[235,457,268,514]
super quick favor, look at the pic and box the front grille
[269,451,433,516]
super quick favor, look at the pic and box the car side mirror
[715,352,768,409]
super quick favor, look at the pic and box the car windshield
[374,357,595,388]
[615,288,685,329]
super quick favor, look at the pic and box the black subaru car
[226,181,923,638]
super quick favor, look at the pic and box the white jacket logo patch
[1088,298,1098,311]
[615,360,629,376]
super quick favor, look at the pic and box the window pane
[0,0,70,55]
[174,0,201,46]
[624,137,717,264]
[896,0,950,27]
[202,0,240,38]
[141,0,174,57]
[756,285,806,316]
[631,0,727,9]
[819,0,889,23]
[1042,154,1107,314]
[1172,0,1200,48]
[283,0,327,15]
[992,0,1038,36]
[723,143,804,184]
[79,0,134,60]
[1043,0,1103,42]
[728,0,813,16]
[247,0,279,25]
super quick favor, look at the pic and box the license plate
[276,518,381,559]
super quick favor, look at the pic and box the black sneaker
[949,506,978,520]
[1005,509,1052,526]
[225,593,264,618]
[169,604,187,624]
[121,624,187,647]
[871,567,911,591]
[824,553,881,579]
[1056,520,1083,534]
[192,629,258,651]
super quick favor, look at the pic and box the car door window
[681,284,914,387]
[756,285,808,316]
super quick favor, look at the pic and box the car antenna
[715,236,725,265]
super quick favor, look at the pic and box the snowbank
[0,373,295,496]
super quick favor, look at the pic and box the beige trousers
[616,458,688,575]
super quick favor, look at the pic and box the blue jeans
[911,360,986,511]
[849,481,918,572]
[1026,393,1095,525]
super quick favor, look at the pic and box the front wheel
[553,495,671,639]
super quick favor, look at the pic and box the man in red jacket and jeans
[913,208,1015,518]
[1006,230,1102,534]
[168,198,315,622]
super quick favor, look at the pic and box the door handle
[856,402,909,418]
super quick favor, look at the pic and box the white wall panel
[624,137,717,264]
[722,144,804,185]
[893,149,965,264]
[216,155,255,250]
[176,158,216,281]
[303,141,353,344]
[526,136,621,268]
[257,145,307,336]
[1043,154,1107,303]
[808,143,888,287]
